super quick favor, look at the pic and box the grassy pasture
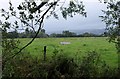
[19,37,118,68]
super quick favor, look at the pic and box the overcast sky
[0,0,107,33]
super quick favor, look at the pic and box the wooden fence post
[44,46,47,61]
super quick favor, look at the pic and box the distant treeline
[50,30,106,37]
[6,28,48,38]
[6,29,106,38]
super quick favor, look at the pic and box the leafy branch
[4,1,58,63]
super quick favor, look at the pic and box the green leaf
[1,14,5,17]
[9,6,14,11]
[1,9,5,12]
[19,12,24,14]
[29,14,34,19]
[53,13,59,19]
[17,5,23,10]
[32,2,36,6]
[5,16,9,20]
[11,11,16,16]
[16,25,19,28]
[29,8,36,13]
[14,21,18,25]
[62,11,67,19]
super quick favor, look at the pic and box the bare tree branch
[36,2,47,10]
[35,1,58,25]
[31,1,49,13]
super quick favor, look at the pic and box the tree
[7,30,18,38]
[25,28,29,34]
[82,32,91,37]
[100,0,120,74]
[50,33,57,37]
[62,30,76,37]
[0,0,86,62]
[100,0,120,51]
[37,29,48,38]
[41,29,45,34]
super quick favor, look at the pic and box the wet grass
[18,37,118,68]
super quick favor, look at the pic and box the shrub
[47,54,78,79]
[2,43,119,79]
[78,51,119,78]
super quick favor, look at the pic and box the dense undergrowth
[2,51,119,79]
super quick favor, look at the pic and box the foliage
[61,1,86,19]
[100,1,120,52]
[2,50,119,78]
[5,30,104,38]
[50,31,102,37]
[4,28,48,38]
[78,51,118,78]
[80,32,99,37]
[2,27,20,61]
[50,30,77,37]
[100,1,120,74]
[6,30,19,38]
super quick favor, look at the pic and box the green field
[19,37,118,68]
